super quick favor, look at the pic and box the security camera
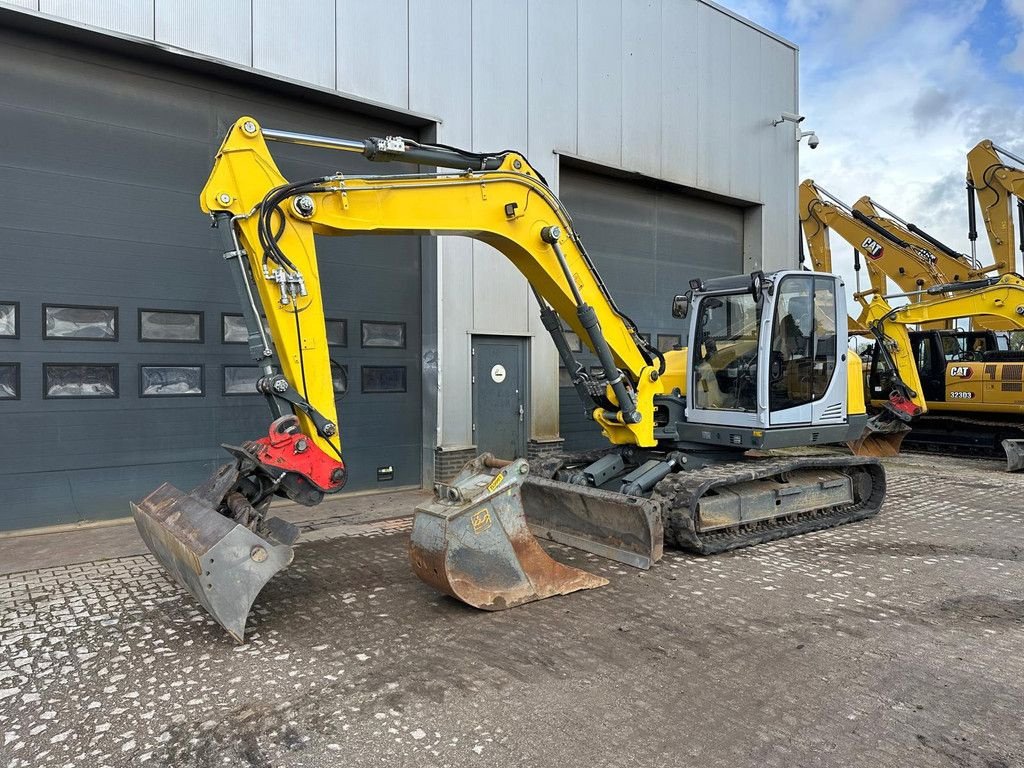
[806,132,820,149]
[772,111,805,126]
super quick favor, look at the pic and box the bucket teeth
[131,469,294,643]
[410,455,608,610]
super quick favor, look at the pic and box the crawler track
[650,454,886,554]
[533,451,886,556]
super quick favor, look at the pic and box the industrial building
[0,0,801,530]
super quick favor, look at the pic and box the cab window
[691,291,760,412]
[769,275,838,410]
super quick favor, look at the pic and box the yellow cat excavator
[800,178,1024,464]
[133,117,892,642]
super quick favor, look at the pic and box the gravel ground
[1,453,1022,768]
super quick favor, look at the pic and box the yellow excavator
[801,178,1024,463]
[857,275,1024,447]
[133,117,892,642]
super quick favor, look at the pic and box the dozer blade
[131,463,298,642]
[1002,439,1024,472]
[848,418,910,457]
[522,476,663,569]
[410,454,608,610]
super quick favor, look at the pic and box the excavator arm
[132,117,672,639]
[800,180,953,331]
[966,139,1024,277]
[851,196,985,281]
[202,117,661,451]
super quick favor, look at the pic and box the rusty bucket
[131,463,298,642]
[848,417,910,458]
[410,455,608,610]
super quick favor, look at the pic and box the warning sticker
[486,472,505,493]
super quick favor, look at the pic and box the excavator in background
[855,275,1024,464]
[132,116,892,642]
[800,178,1024,464]
[800,179,966,330]
[850,194,1018,333]
[967,139,1024,281]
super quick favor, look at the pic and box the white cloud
[785,0,1024,297]
[1003,0,1024,72]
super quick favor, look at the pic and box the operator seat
[695,361,728,408]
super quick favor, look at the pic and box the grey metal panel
[471,0,528,334]
[253,0,335,88]
[154,0,252,66]
[408,0,475,448]
[759,37,800,270]
[0,27,423,529]
[557,165,744,449]
[576,0,622,166]
[4,0,37,8]
[695,2,732,195]
[526,0,577,439]
[660,1,699,207]
[336,0,409,107]
[408,0,471,146]
[727,19,763,202]
[621,0,662,178]
[40,0,152,37]
[526,0,577,167]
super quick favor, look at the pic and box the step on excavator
[133,117,890,642]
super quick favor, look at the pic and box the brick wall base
[433,446,478,484]
[527,438,565,462]
[434,439,565,483]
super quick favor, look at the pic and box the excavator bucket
[410,455,608,609]
[848,417,910,457]
[1002,439,1024,472]
[131,463,299,642]
[521,476,663,569]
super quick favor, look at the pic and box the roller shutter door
[0,28,423,529]
[557,166,745,450]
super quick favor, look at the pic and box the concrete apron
[0,487,428,576]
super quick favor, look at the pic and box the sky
[722,0,1024,292]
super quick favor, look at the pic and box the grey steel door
[472,337,528,460]
[556,165,745,450]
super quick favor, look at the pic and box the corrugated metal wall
[3,0,799,454]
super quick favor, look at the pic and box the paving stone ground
[1,453,1023,768]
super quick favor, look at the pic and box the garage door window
[361,321,405,349]
[44,364,118,398]
[0,303,18,338]
[362,366,406,393]
[44,305,117,340]
[326,319,348,347]
[0,364,18,399]
[140,310,203,343]
[223,366,261,395]
[141,365,203,397]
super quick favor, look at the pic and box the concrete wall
[1,0,800,452]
